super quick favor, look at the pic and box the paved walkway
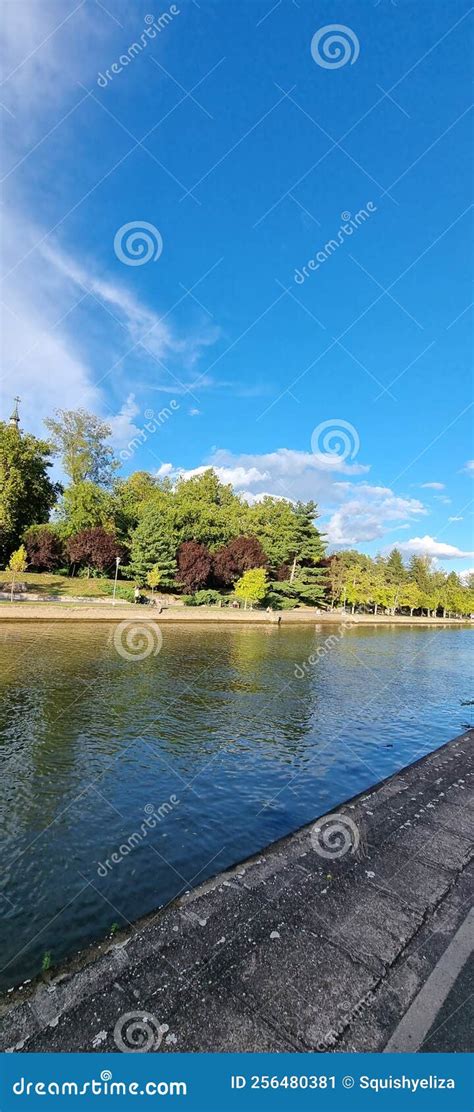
[1,730,472,1053]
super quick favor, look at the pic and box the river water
[0,621,471,991]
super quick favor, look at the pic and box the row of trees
[1,408,473,614]
[327,549,474,618]
[0,409,326,606]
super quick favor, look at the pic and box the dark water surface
[0,621,471,990]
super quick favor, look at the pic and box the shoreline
[0,602,471,625]
[1,729,472,1052]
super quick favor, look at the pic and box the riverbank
[1,728,472,1053]
[0,601,470,624]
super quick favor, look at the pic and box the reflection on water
[0,621,471,990]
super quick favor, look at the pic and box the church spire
[9,396,20,430]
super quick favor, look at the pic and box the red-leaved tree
[67,528,123,573]
[24,525,64,571]
[213,536,268,586]
[177,541,212,592]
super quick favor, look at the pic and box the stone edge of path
[0,729,472,1053]
[0,603,472,624]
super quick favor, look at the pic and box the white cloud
[460,567,474,583]
[448,515,463,522]
[39,240,220,369]
[1,212,221,436]
[107,393,141,450]
[324,485,426,545]
[398,535,474,559]
[420,481,445,490]
[463,460,474,474]
[0,2,102,133]
[158,447,369,505]
[151,449,430,549]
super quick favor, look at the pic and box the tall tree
[213,536,268,586]
[45,408,118,486]
[58,481,114,536]
[0,421,60,562]
[24,525,64,571]
[177,541,213,592]
[113,471,161,534]
[66,528,123,575]
[128,504,177,585]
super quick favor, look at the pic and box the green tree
[385,548,407,585]
[408,554,432,592]
[172,470,247,548]
[234,568,268,609]
[58,481,114,536]
[445,572,462,617]
[113,471,161,535]
[128,505,177,585]
[399,581,421,616]
[45,408,118,486]
[0,421,60,563]
[8,544,28,600]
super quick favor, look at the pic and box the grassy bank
[0,571,125,600]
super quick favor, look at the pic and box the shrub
[102,582,135,603]
[184,589,222,606]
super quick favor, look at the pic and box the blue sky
[1,0,473,570]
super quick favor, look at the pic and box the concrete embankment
[0,602,470,624]
[1,730,472,1053]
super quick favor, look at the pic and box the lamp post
[113,556,120,605]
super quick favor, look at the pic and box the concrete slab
[1,728,472,1054]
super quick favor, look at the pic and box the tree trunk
[374,603,378,615]
[10,574,15,602]
[351,603,355,615]
[410,607,414,616]
[289,556,297,583]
